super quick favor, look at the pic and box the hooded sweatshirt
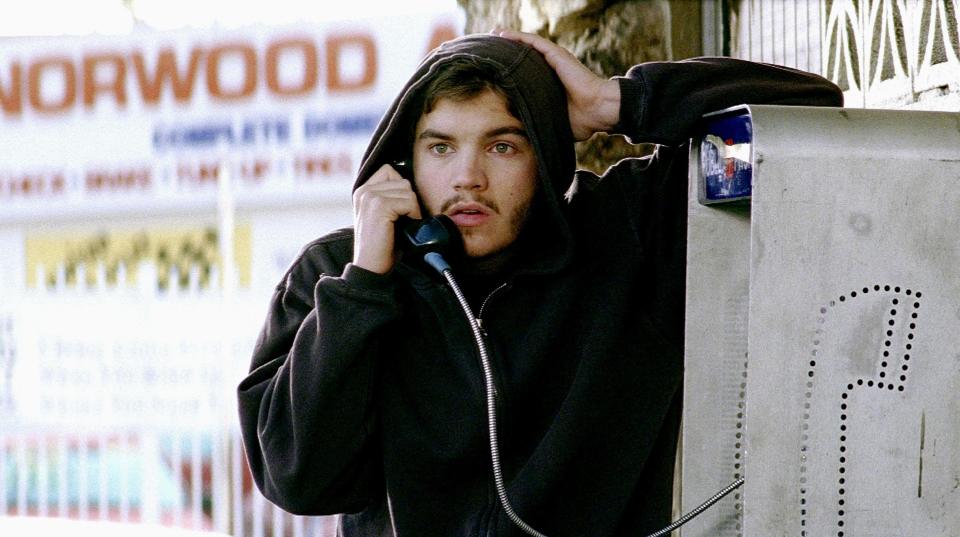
[238,34,843,537]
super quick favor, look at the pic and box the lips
[446,202,493,227]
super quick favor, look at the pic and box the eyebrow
[417,126,529,141]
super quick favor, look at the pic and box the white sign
[8,289,263,428]
[0,14,462,222]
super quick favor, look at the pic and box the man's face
[412,88,538,259]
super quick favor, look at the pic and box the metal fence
[0,263,338,536]
[703,0,960,110]
[702,0,824,73]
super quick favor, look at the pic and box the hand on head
[493,29,621,141]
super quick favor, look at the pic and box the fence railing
[713,0,960,109]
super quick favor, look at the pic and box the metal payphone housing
[681,105,960,536]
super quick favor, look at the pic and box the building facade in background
[460,0,958,111]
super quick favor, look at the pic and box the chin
[461,229,517,259]
[462,239,497,259]
[464,240,513,260]
[464,246,494,259]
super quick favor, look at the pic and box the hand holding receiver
[495,29,621,141]
[352,163,422,274]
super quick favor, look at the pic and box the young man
[238,31,842,537]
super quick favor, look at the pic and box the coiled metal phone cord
[425,252,744,537]
[643,478,744,537]
[431,254,548,537]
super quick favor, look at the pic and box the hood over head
[354,33,577,274]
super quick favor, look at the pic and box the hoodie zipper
[473,280,509,537]
[475,282,509,337]
[473,281,509,402]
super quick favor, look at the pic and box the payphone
[682,105,960,536]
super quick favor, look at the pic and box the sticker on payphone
[699,111,752,204]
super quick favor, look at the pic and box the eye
[492,142,513,154]
[430,143,450,155]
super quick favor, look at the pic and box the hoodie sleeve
[577,58,840,343]
[613,56,843,145]
[237,240,401,515]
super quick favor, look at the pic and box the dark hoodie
[238,35,843,537]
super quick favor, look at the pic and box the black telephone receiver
[390,161,464,262]
[396,214,463,259]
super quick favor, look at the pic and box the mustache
[439,195,500,215]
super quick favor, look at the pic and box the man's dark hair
[419,56,520,120]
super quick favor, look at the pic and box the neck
[453,242,520,312]
[459,242,520,278]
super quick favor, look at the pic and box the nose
[450,151,487,191]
